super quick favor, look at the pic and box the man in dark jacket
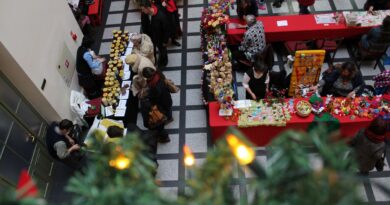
[140,2,170,67]
[46,119,82,168]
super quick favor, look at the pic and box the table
[227,13,374,45]
[209,100,380,146]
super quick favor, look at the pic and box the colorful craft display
[289,50,325,97]
[295,100,312,118]
[237,100,289,127]
[326,96,389,119]
[343,10,390,27]
[201,0,235,109]
[102,30,129,106]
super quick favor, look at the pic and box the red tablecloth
[227,14,374,45]
[209,99,381,146]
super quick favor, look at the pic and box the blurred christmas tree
[3,124,384,205]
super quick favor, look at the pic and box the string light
[226,134,255,165]
[109,154,131,170]
[183,145,195,167]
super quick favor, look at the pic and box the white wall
[0,0,84,122]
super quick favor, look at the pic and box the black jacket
[141,6,170,46]
[321,69,365,96]
[46,122,67,160]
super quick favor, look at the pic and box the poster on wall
[288,50,325,97]
[57,42,75,87]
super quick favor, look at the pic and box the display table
[227,13,374,45]
[209,100,380,146]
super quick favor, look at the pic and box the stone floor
[48,0,390,204]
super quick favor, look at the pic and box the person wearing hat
[130,33,156,65]
[125,53,156,77]
[350,116,389,175]
[140,1,170,67]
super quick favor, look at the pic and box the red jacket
[298,0,315,6]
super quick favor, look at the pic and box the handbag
[148,105,167,128]
[165,79,180,93]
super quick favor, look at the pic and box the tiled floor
[50,0,390,204]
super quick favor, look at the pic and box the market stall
[226,10,390,45]
[209,95,390,146]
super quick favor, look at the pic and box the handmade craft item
[295,100,312,118]
[289,50,325,97]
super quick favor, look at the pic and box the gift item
[238,100,289,127]
[289,50,325,97]
[102,30,130,107]
[343,10,390,27]
[296,100,312,118]
[309,94,325,115]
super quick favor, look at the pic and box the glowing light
[226,134,255,165]
[109,154,131,170]
[183,145,195,167]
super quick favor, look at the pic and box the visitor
[373,69,390,95]
[235,15,266,64]
[257,0,266,10]
[364,0,390,11]
[46,119,83,168]
[161,0,182,46]
[140,67,172,143]
[297,0,315,14]
[125,53,156,77]
[140,1,170,67]
[105,125,125,144]
[237,0,259,20]
[350,116,388,175]
[242,57,269,100]
[130,33,156,64]
[76,37,103,99]
[360,16,390,53]
[312,62,365,98]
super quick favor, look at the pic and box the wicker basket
[295,100,312,118]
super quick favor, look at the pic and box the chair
[315,38,343,65]
[355,43,388,70]
[284,40,313,55]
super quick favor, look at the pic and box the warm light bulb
[183,145,195,167]
[227,134,255,165]
[110,154,131,170]
[184,155,195,167]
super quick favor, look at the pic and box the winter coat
[351,129,386,172]
[320,68,365,96]
[132,34,155,64]
[129,54,156,76]
[141,5,170,47]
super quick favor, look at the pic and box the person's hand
[368,6,374,14]
[68,138,75,145]
[347,91,356,99]
[98,57,106,62]
[162,1,167,7]
[251,93,257,100]
[310,85,318,92]
[69,144,80,152]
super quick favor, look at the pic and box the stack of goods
[237,100,290,127]
[326,96,389,119]
[200,0,233,105]
[343,10,390,27]
[102,30,129,106]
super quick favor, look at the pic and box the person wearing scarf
[350,117,389,175]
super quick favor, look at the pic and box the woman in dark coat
[140,67,173,143]
[237,0,258,20]
[314,62,365,98]
[351,117,388,175]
